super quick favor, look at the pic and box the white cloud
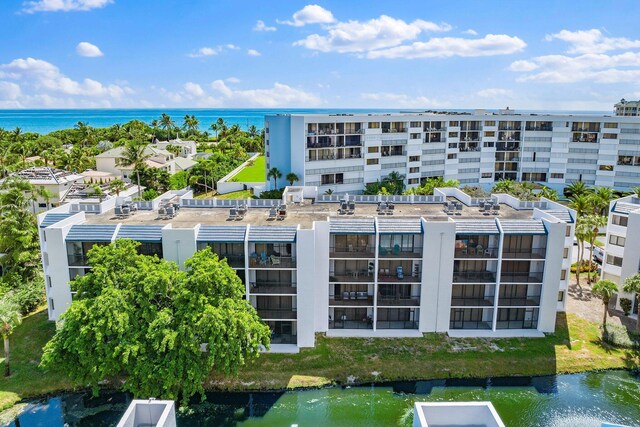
[210,80,321,107]
[247,49,261,57]
[509,59,539,72]
[76,41,103,57]
[0,81,22,100]
[547,29,640,54]
[254,20,276,32]
[188,44,239,58]
[183,82,205,97]
[295,15,452,53]
[22,0,112,13]
[360,92,444,108]
[476,88,514,98]
[0,57,128,100]
[366,34,526,59]
[225,77,241,83]
[463,29,478,36]
[279,4,335,27]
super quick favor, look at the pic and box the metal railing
[256,309,297,320]
[452,271,497,283]
[501,248,546,259]
[250,283,297,294]
[329,246,375,257]
[377,295,420,306]
[499,273,544,283]
[450,297,495,307]
[376,320,418,329]
[67,254,89,266]
[378,247,422,258]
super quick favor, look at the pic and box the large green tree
[0,294,22,377]
[591,279,618,332]
[116,142,152,198]
[41,241,270,402]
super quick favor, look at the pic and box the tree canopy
[41,240,271,402]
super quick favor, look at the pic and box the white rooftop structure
[413,402,505,427]
[116,399,176,427]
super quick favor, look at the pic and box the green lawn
[215,190,253,200]
[231,156,265,182]
[0,311,637,410]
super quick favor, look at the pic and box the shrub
[142,188,159,201]
[602,323,640,349]
[570,260,599,273]
[11,280,46,315]
[259,188,284,199]
[620,298,633,316]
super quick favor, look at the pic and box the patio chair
[267,207,277,221]
[349,291,357,300]
[270,255,281,265]
[342,292,349,300]
[379,247,388,256]
[393,244,401,256]
[396,266,404,280]
[485,248,492,257]
[357,291,368,300]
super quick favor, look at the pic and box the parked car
[593,246,604,264]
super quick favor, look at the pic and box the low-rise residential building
[602,195,640,316]
[8,167,85,212]
[615,99,640,117]
[96,145,196,179]
[153,138,198,158]
[38,187,574,352]
[265,110,640,194]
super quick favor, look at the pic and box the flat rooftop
[84,199,535,229]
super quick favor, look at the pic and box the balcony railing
[219,254,245,268]
[382,128,407,134]
[377,295,420,306]
[451,297,495,307]
[256,309,297,320]
[498,296,541,306]
[500,273,544,283]
[376,320,418,329]
[501,248,546,259]
[67,254,89,266]
[381,151,407,157]
[329,294,374,306]
[330,245,374,258]
[377,272,421,283]
[330,271,374,282]
[250,283,297,294]
[378,246,422,258]
[329,319,373,329]
[249,256,296,269]
[306,141,335,149]
[454,247,499,258]
[453,271,497,283]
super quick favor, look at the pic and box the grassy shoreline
[0,311,638,411]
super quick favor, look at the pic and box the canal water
[4,370,640,426]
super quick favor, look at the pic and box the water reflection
[3,371,640,427]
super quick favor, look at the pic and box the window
[408,178,419,184]
[368,146,379,153]
[612,215,628,226]
[484,131,495,137]
[566,226,571,237]
[447,153,457,160]
[410,133,421,139]
[410,121,421,127]
[409,155,420,162]
[599,165,614,171]
[550,173,564,179]
[46,276,52,288]
[409,167,419,173]
[449,143,458,149]
[49,298,55,311]
[38,203,47,208]
[367,158,379,165]
[449,121,459,127]
[558,291,564,301]
[481,172,493,178]
[561,270,567,280]
[368,122,380,129]
[483,141,495,148]
[563,248,569,258]
[606,254,623,267]
[602,133,618,139]
[604,122,618,128]
[485,121,496,126]
[609,234,626,247]
[448,132,459,138]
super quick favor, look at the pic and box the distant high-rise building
[615,98,640,116]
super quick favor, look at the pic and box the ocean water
[0,108,610,134]
[0,109,398,134]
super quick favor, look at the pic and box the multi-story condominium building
[265,111,640,194]
[602,195,640,317]
[38,186,575,352]
[615,99,640,117]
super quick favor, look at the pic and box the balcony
[454,247,499,258]
[381,150,406,157]
[218,253,245,268]
[382,128,407,134]
[329,292,374,306]
[572,133,598,143]
[498,295,541,306]
[250,282,297,294]
[453,271,497,283]
[451,296,495,307]
[377,294,420,306]
[329,319,373,329]
[249,256,296,269]
[377,271,421,283]
[378,246,422,258]
[425,135,442,143]
[496,142,520,151]
[376,320,419,329]
[67,254,89,266]
[306,140,335,149]
[500,273,544,283]
[256,309,297,320]
[501,248,546,259]
[330,270,374,282]
[330,245,374,258]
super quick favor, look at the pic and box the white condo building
[38,186,575,352]
[602,195,640,317]
[265,110,640,194]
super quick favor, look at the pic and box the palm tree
[564,180,589,198]
[74,121,95,147]
[116,142,151,198]
[267,167,282,190]
[165,144,183,157]
[149,119,160,138]
[622,273,640,332]
[584,214,607,284]
[209,122,219,138]
[248,125,258,138]
[286,172,299,186]
[569,194,591,217]
[383,171,406,194]
[539,186,559,201]
[592,186,616,216]
[629,186,640,198]
[574,217,590,289]
[492,179,515,194]
[324,188,334,195]
[182,114,199,135]
[90,184,105,202]
[0,294,22,377]
[108,178,126,196]
[216,118,227,137]
[159,113,175,141]
[591,280,618,332]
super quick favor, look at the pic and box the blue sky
[1,0,640,110]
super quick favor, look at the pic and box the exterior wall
[161,226,197,269]
[296,228,316,347]
[96,157,121,177]
[313,221,330,333]
[537,220,565,332]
